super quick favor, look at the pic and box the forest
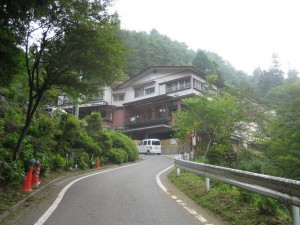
[0,1,299,222]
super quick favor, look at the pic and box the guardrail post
[176,167,180,176]
[205,177,210,192]
[292,205,300,225]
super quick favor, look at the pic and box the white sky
[110,0,300,75]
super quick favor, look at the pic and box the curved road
[3,155,225,225]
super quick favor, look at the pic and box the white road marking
[171,195,178,199]
[196,214,208,223]
[156,165,213,225]
[34,161,148,225]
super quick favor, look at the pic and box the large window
[134,87,155,98]
[193,78,204,92]
[113,94,124,101]
[166,78,191,93]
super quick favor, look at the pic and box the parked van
[137,139,161,155]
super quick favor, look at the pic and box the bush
[50,154,65,171]
[84,112,103,134]
[0,159,24,188]
[207,144,231,166]
[109,148,128,164]
[109,131,138,162]
[97,129,113,156]
[74,132,102,156]
[2,132,19,150]
[73,152,89,170]
[239,150,266,173]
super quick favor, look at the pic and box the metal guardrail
[174,158,300,224]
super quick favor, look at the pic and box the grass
[0,169,85,215]
[168,169,292,225]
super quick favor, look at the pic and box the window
[113,94,124,101]
[100,110,113,121]
[134,87,155,98]
[166,78,191,93]
[152,140,160,145]
[193,79,204,92]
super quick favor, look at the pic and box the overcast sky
[110,0,300,75]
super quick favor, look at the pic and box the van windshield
[152,140,160,145]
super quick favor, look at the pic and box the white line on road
[156,165,213,225]
[34,161,148,225]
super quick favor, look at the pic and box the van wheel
[146,150,150,155]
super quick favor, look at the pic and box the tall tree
[172,91,245,160]
[252,54,285,98]
[260,82,300,179]
[192,50,216,74]
[7,0,126,160]
[286,69,299,83]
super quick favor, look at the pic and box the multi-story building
[59,66,225,153]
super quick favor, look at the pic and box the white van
[137,139,162,155]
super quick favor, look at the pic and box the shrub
[0,159,24,188]
[74,132,102,156]
[109,148,128,164]
[109,131,138,162]
[207,144,231,166]
[50,154,65,171]
[2,132,19,150]
[239,150,266,173]
[84,112,103,134]
[96,129,113,156]
[255,196,279,216]
[73,151,89,170]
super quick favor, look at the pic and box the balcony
[124,112,172,128]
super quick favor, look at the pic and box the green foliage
[0,160,24,188]
[50,154,65,172]
[256,196,279,216]
[2,132,19,150]
[97,129,113,156]
[84,112,103,135]
[109,148,128,164]
[2,0,126,160]
[29,113,56,137]
[73,152,89,170]
[169,170,291,225]
[58,114,82,149]
[121,29,195,75]
[109,130,138,162]
[74,132,102,156]
[173,91,244,164]
[239,150,266,173]
[207,144,231,166]
[0,25,22,87]
[257,81,300,179]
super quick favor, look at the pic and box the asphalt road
[3,155,226,225]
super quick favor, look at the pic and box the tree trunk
[13,90,44,160]
[13,118,32,160]
[204,138,212,158]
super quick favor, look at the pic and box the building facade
[59,66,224,152]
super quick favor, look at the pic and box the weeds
[168,170,291,225]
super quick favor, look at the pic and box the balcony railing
[124,114,172,127]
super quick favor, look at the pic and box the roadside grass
[168,170,291,225]
[0,169,83,215]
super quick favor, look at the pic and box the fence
[174,158,300,225]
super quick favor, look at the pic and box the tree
[260,82,300,179]
[192,50,216,75]
[286,69,299,84]
[173,91,244,160]
[0,25,22,86]
[9,0,126,160]
[253,54,285,98]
